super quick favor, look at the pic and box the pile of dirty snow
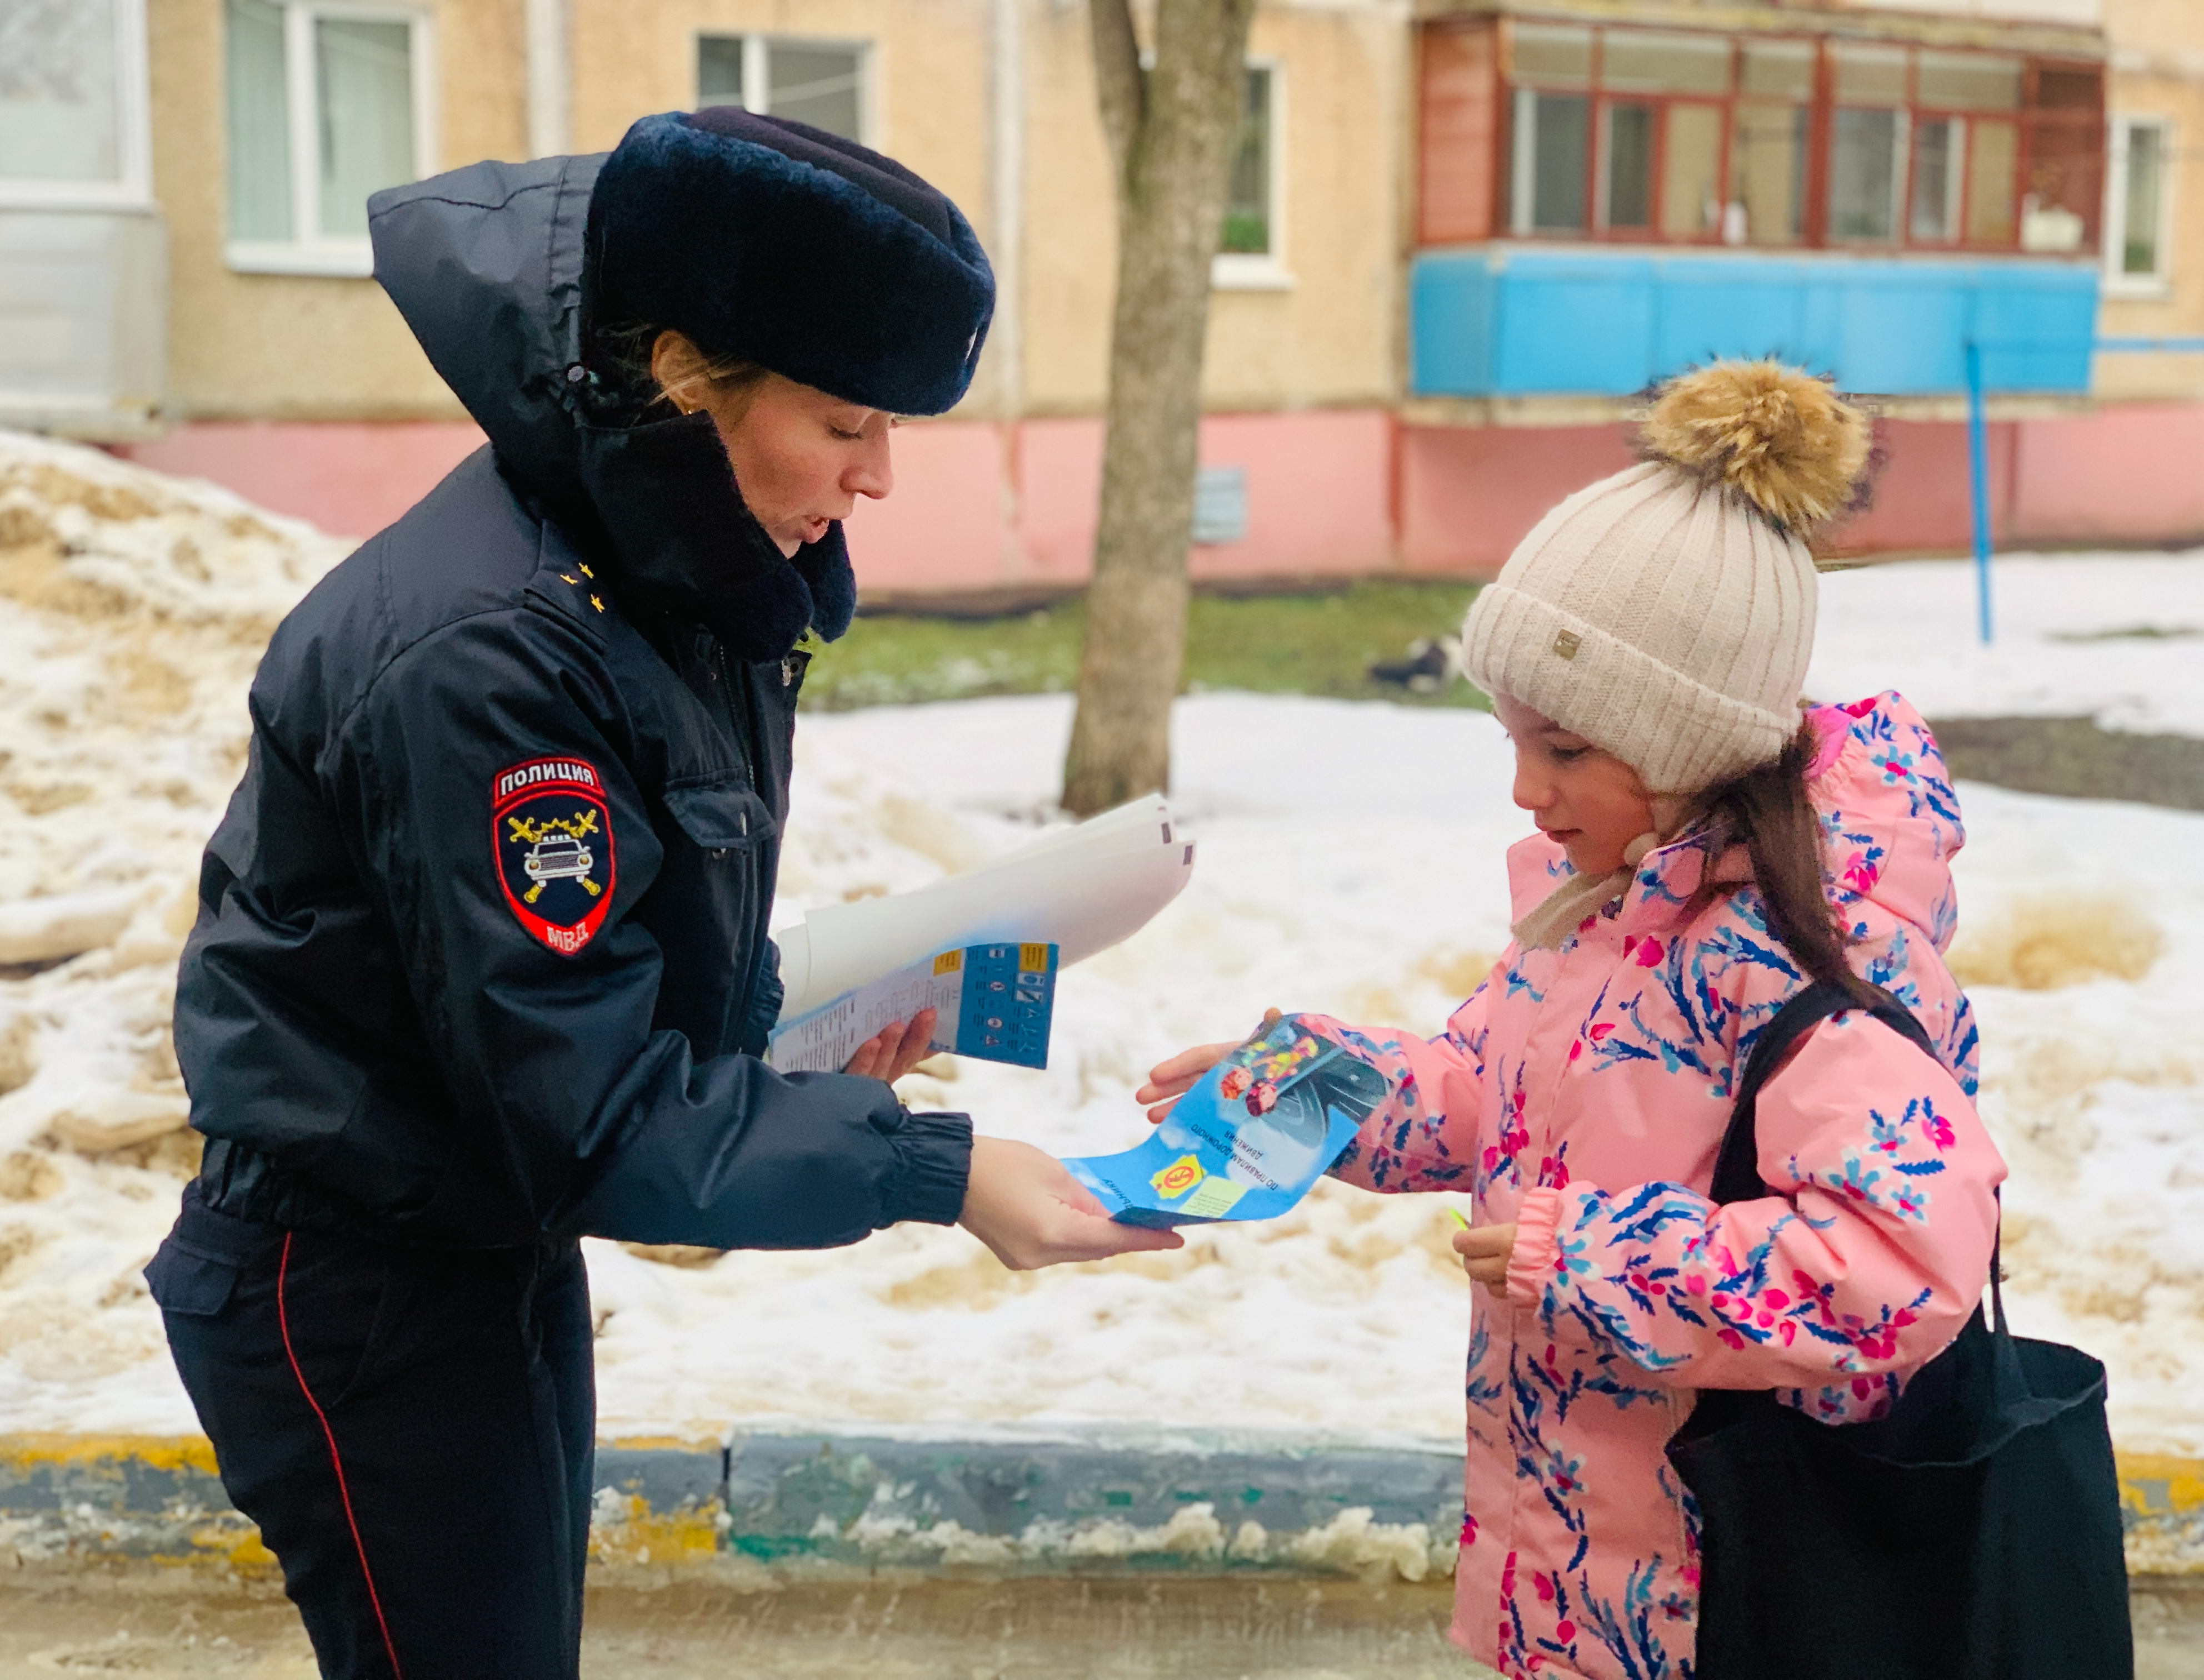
[0,432,346,1428]
[0,439,2197,1486]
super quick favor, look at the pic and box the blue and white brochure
[768,942,1058,1074]
[1065,1014,1387,1228]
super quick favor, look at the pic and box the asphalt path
[1,1571,2197,1678]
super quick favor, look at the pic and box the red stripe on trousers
[278,1231,406,1679]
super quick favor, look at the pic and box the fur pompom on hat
[1640,358,1871,534]
[587,108,994,417]
[1460,361,1870,796]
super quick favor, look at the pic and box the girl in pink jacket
[1145,362,2005,1680]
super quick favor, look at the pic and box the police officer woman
[146,110,1177,1679]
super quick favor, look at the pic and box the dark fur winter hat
[587,108,994,417]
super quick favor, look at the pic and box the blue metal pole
[2095,335,2204,353]
[1965,340,1993,646]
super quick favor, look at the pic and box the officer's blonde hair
[589,320,769,423]
[648,329,771,423]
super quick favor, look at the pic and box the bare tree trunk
[1061,0,1257,816]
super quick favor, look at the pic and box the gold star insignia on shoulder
[578,563,595,578]
[589,593,606,613]
[558,573,579,584]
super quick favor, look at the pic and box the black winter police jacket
[174,153,972,1249]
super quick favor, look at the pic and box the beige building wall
[1021,0,1405,416]
[148,0,1406,427]
[568,0,996,413]
[136,0,2202,426]
[149,0,527,422]
[2097,0,2204,399]
[1018,0,1115,416]
[568,0,991,216]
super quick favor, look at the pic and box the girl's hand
[959,1137,1185,1270]
[1453,1221,1519,1289]
[844,1009,937,1083]
[1135,1009,1283,1124]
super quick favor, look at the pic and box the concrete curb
[0,1436,265,1568]
[4,1433,2199,1578]
[2122,1454,2204,1576]
[719,1429,1464,1578]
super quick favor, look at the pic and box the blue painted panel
[1827,264,1973,393]
[1409,249,2100,398]
[1408,253,1496,397]
[1491,256,1657,394]
[1650,261,1808,374]
[1972,264,2097,392]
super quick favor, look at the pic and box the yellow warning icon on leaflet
[1151,1155,1204,1199]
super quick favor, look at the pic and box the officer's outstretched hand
[958,1137,1184,1271]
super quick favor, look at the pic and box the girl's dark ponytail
[1692,720,1880,1010]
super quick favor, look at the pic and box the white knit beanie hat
[1461,361,1870,796]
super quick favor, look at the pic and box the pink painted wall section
[1010,416,1105,582]
[2008,404,2204,544]
[1806,407,2204,555]
[1821,419,2010,557]
[1397,423,1636,574]
[854,408,1396,589]
[1401,404,2204,574]
[840,419,1012,592]
[105,403,2204,588]
[1193,409,1395,579]
[1002,409,1396,583]
[118,421,486,539]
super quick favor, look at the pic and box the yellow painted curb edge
[0,1434,724,1574]
[2117,1453,2204,1576]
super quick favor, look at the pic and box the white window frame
[224,1,438,278]
[0,0,153,211]
[2104,114,2175,299]
[694,33,876,147]
[1214,57,1291,291]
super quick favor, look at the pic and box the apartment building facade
[2,0,2200,581]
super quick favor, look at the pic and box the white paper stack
[774,794,1195,1027]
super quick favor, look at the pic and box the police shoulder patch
[493,757,615,956]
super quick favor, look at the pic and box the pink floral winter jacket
[1321,693,2004,1680]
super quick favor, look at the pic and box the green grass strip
[799,582,1488,713]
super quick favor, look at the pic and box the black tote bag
[1666,982,2132,1680]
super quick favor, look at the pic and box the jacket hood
[1505,691,1966,952]
[372,156,597,492]
[367,156,854,658]
[1797,689,1967,952]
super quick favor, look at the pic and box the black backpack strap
[1708,980,1941,1206]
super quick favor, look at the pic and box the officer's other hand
[844,1009,937,1083]
[959,1137,1184,1271]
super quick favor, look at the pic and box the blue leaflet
[1065,1014,1388,1228]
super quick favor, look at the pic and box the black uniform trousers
[148,1186,595,1679]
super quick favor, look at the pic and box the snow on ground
[0,431,348,1433]
[594,688,2204,1457]
[1808,549,2204,736]
[0,430,2197,1461]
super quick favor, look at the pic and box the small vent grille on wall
[1192,466,1248,545]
